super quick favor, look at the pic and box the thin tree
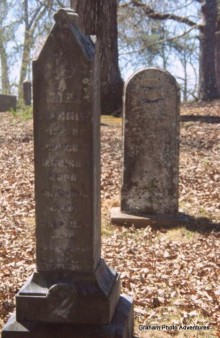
[18,0,56,100]
[0,0,12,94]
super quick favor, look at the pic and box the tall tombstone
[2,9,133,338]
[111,68,185,227]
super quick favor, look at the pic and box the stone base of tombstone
[111,207,189,228]
[2,259,134,337]
[2,295,133,338]
[14,259,122,325]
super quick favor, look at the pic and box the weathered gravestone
[111,68,186,227]
[0,94,16,112]
[2,8,133,338]
[23,80,32,106]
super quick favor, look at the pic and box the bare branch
[120,25,199,56]
[148,25,199,47]
[130,0,201,28]
[29,4,45,30]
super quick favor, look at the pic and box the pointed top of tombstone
[54,8,79,27]
[36,8,94,63]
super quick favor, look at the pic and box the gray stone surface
[23,80,32,105]
[1,9,133,336]
[16,259,120,324]
[121,68,180,216]
[111,207,189,228]
[0,94,16,112]
[33,9,100,273]
[2,296,134,338]
[15,8,120,325]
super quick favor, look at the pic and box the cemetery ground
[0,102,219,337]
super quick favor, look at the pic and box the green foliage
[10,100,33,120]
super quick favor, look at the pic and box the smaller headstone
[0,94,16,112]
[111,68,187,227]
[23,80,32,105]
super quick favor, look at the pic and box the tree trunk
[18,29,32,100]
[73,0,123,115]
[0,34,10,94]
[199,0,218,100]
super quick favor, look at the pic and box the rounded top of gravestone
[125,67,179,90]
[124,67,180,106]
[23,78,31,84]
[54,8,79,27]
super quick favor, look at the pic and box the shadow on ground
[150,213,220,234]
[180,115,220,124]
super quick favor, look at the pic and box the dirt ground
[0,101,219,337]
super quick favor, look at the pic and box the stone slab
[16,259,120,325]
[23,81,32,105]
[0,94,16,112]
[121,68,180,215]
[2,295,134,338]
[111,207,189,228]
[11,9,122,327]
[1,9,134,336]
[33,9,101,273]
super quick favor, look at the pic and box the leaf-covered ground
[0,102,219,337]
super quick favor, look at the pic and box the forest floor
[0,101,219,337]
